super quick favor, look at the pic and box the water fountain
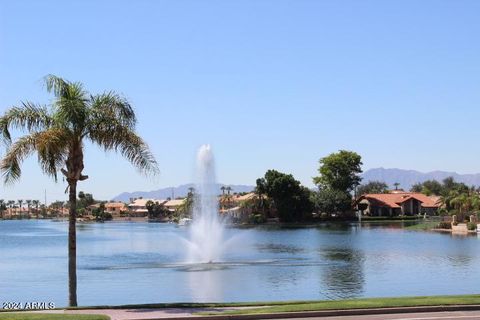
[186,144,226,263]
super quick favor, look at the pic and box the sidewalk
[64,304,480,320]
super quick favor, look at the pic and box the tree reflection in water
[321,247,365,299]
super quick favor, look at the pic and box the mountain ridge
[362,168,480,190]
[111,168,480,202]
[112,183,255,202]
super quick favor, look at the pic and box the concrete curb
[136,304,480,320]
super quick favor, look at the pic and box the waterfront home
[356,191,441,216]
[104,202,127,216]
[128,198,167,216]
[219,193,262,221]
[163,199,186,213]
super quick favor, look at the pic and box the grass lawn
[194,294,480,315]
[0,314,109,320]
[404,220,438,231]
[361,216,421,221]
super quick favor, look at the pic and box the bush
[467,222,477,231]
[249,213,266,224]
[436,222,452,230]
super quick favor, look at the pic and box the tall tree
[411,180,442,195]
[313,150,362,193]
[357,181,389,196]
[17,199,23,215]
[26,199,32,214]
[32,200,40,218]
[0,199,4,219]
[257,170,312,222]
[0,75,158,306]
[312,151,362,215]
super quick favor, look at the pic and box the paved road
[276,310,480,320]
[64,309,480,320]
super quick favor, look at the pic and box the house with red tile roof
[356,192,442,216]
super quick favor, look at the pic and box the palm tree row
[440,188,480,220]
[0,199,41,214]
[0,75,158,306]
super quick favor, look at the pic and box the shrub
[249,213,266,224]
[436,222,452,230]
[467,222,477,231]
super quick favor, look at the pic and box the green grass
[361,216,421,221]
[0,314,109,320]
[195,294,480,315]
[404,221,438,231]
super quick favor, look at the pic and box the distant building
[356,192,441,216]
[163,199,186,213]
[104,202,127,216]
[128,198,167,216]
[220,192,259,220]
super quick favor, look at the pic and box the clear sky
[1,0,480,203]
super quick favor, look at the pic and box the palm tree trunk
[68,180,78,307]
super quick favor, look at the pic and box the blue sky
[1,0,480,202]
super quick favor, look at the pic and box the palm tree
[26,199,32,215]
[17,199,23,216]
[0,199,4,219]
[0,75,158,306]
[393,182,400,190]
[32,200,40,218]
[220,186,226,196]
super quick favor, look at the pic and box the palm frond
[1,134,37,184]
[88,124,158,175]
[43,74,71,98]
[0,103,52,144]
[49,82,89,133]
[35,128,70,181]
[89,92,136,128]
[0,129,69,184]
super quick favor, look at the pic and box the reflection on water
[321,248,365,299]
[0,220,479,307]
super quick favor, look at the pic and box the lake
[0,220,479,307]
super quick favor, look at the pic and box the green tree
[0,199,5,219]
[77,192,94,210]
[357,181,389,196]
[26,199,32,215]
[32,200,40,218]
[410,183,423,193]
[177,188,195,218]
[17,199,23,215]
[257,170,313,222]
[146,200,167,219]
[92,202,111,222]
[0,75,158,306]
[313,150,362,193]
[312,188,352,215]
[410,180,443,195]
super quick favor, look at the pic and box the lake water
[0,220,479,307]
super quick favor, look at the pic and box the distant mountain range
[112,168,480,202]
[362,168,480,191]
[112,184,255,202]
